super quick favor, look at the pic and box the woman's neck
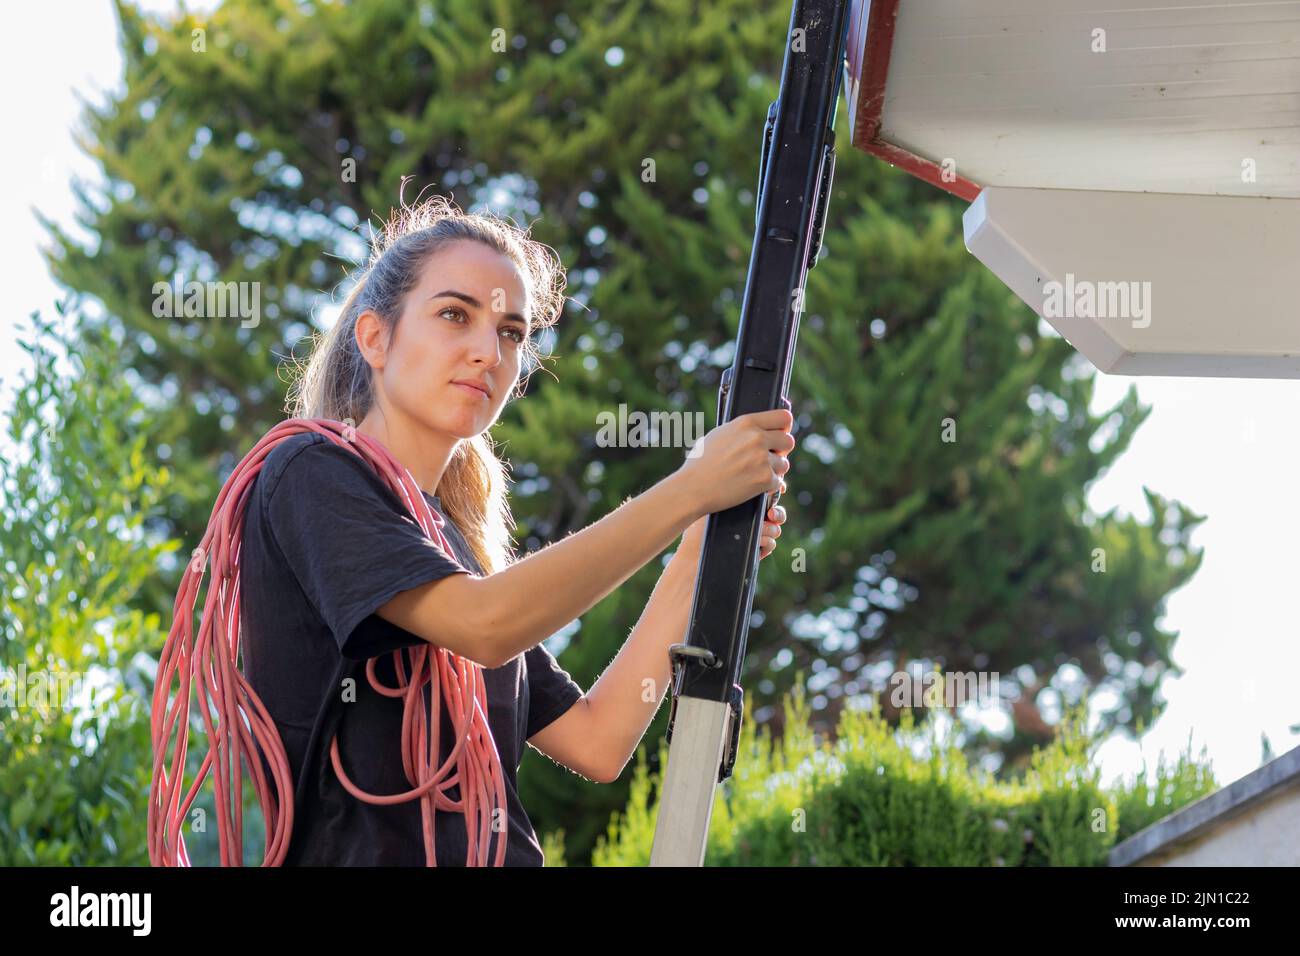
[355,404,456,496]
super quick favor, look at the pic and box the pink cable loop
[148,418,508,867]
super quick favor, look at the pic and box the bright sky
[3,1,1296,797]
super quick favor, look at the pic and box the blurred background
[2,0,1298,866]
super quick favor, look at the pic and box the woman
[237,196,794,866]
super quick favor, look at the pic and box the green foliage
[1110,736,1218,845]
[540,827,567,867]
[594,678,1218,866]
[0,306,177,864]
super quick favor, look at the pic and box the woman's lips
[453,381,489,400]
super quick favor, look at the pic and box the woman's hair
[285,193,567,575]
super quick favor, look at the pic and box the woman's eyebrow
[429,289,529,329]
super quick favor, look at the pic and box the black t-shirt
[239,431,584,866]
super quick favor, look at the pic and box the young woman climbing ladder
[149,195,795,867]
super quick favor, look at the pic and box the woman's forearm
[478,471,700,665]
[583,546,699,781]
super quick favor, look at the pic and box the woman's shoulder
[262,429,332,470]
[258,430,381,504]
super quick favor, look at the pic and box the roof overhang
[844,0,1300,378]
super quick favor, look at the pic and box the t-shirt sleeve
[525,642,585,739]
[262,438,471,661]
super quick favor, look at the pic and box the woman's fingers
[758,519,782,559]
[758,501,788,560]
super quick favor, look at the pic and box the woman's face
[368,240,531,440]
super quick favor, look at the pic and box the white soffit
[964,187,1300,377]
[882,0,1300,198]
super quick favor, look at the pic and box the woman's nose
[467,325,503,366]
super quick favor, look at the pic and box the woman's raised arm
[376,406,794,667]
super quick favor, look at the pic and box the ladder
[650,0,851,867]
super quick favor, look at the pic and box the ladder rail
[652,0,851,867]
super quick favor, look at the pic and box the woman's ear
[354,308,389,370]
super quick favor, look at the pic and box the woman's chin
[442,413,490,439]
[399,407,478,442]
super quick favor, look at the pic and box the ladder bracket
[664,643,718,747]
[719,682,744,783]
[664,644,745,783]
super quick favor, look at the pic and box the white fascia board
[963,187,1300,378]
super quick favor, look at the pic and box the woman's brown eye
[442,308,523,344]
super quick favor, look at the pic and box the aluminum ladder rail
[650,0,851,867]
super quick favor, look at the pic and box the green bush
[540,828,568,867]
[594,677,1217,866]
[0,307,176,865]
[1110,738,1217,846]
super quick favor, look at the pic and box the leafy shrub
[595,676,1217,866]
[0,307,175,864]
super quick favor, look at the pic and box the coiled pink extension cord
[148,418,508,866]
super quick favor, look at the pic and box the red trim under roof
[847,0,982,203]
